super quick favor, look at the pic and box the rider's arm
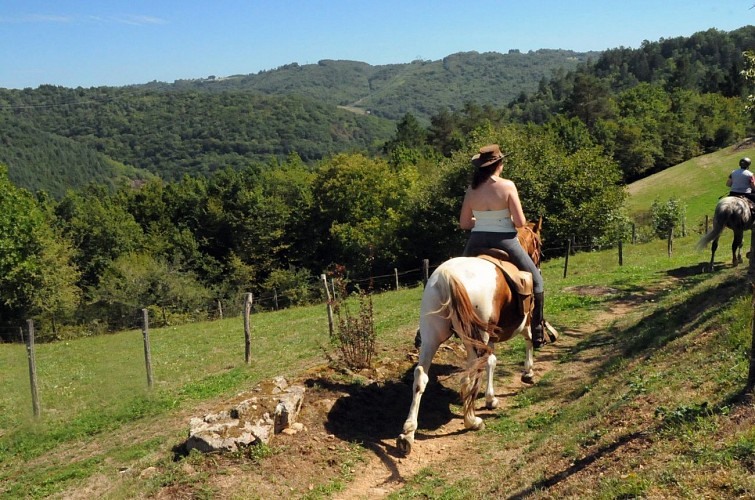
[507,183,528,228]
[727,175,733,187]
[459,189,476,230]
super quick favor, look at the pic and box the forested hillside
[0,49,591,193]
[151,49,597,121]
[0,115,154,198]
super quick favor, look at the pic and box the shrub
[650,197,686,238]
[329,265,376,370]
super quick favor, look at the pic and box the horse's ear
[533,215,543,233]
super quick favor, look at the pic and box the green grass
[625,142,755,227]
[385,230,755,499]
[0,287,422,498]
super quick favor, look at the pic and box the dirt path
[329,289,637,499]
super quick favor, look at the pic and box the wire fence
[0,214,717,345]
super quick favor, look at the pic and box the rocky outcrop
[185,376,305,453]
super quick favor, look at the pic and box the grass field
[625,140,755,229]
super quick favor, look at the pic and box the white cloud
[0,13,167,26]
[113,15,167,26]
[0,14,73,23]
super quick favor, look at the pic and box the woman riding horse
[459,144,547,348]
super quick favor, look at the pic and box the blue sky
[1,0,753,89]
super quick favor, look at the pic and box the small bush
[329,265,376,370]
[650,197,686,238]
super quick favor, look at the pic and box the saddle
[472,249,534,339]
[730,193,755,217]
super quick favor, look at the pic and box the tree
[91,252,211,329]
[55,185,146,291]
[0,166,81,339]
[564,72,616,128]
[383,113,427,153]
[310,153,418,276]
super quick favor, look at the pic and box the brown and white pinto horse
[397,219,545,455]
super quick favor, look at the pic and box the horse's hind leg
[397,316,449,455]
[708,237,719,272]
[733,231,744,266]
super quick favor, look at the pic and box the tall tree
[0,166,81,339]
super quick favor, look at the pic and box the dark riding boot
[532,292,545,349]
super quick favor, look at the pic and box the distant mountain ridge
[0,49,597,195]
[142,49,599,121]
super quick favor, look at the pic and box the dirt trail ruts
[331,288,637,499]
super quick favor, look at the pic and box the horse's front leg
[522,325,535,384]
[397,364,429,455]
[397,321,446,455]
[484,343,498,409]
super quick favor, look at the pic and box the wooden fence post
[321,274,334,337]
[273,289,279,310]
[394,268,399,290]
[244,293,253,364]
[631,223,636,244]
[217,299,223,320]
[618,239,623,266]
[422,259,429,286]
[563,239,571,278]
[25,319,41,418]
[667,226,673,257]
[141,309,154,389]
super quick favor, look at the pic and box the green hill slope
[1,235,753,497]
[626,138,755,229]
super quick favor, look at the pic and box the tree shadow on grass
[540,269,747,405]
[509,389,754,498]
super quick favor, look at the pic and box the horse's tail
[435,268,493,417]
[696,198,732,250]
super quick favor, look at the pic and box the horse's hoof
[486,397,499,410]
[397,434,413,455]
[521,372,535,384]
[465,416,485,431]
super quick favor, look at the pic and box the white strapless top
[472,209,516,232]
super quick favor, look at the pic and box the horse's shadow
[307,363,463,449]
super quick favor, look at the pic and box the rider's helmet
[740,157,752,169]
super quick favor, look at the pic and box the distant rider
[727,157,755,203]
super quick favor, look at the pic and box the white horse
[697,196,754,271]
[397,222,547,455]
